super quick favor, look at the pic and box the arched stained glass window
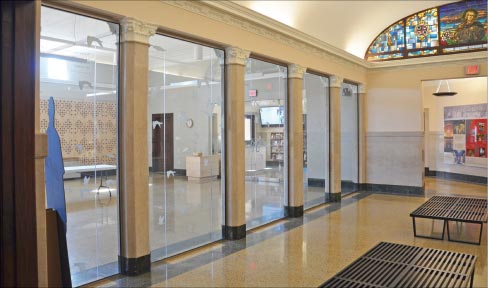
[366,21,405,61]
[405,8,439,52]
[365,0,487,61]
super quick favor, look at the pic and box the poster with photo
[444,103,487,166]
[444,120,466,164]
[466,118,487,157]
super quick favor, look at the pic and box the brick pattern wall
[40,99,117,165]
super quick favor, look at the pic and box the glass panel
[148,34,224,261]
[245,58,287,229]
[408,49,438,57]
[303,73,329,209]
[366,20,405,56]
[406,8,439,50]
[443,43,488,53]
[367,53,404,61]
[340,83,358,195]
[440,0,487,47]
[40,6,119,286]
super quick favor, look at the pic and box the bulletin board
[444,103,487,166]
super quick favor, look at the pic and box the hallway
[94,178,487,287]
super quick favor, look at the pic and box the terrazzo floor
[88,177,487,287]
[65,170,327,286]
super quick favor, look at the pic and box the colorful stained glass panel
[439,0,487,46]
[367,53,404,61]
[443,43,487,53]
[408,49,437,57]
[367,21,405,55]
[405,8,439,49]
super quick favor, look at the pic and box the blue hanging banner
[45,97,68,231]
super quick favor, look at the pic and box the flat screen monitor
[259,106,284,127]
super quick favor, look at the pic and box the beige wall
[423,76,487,176]
[67,0,367,84]
[423,77,487,131]
[367,60,487,132]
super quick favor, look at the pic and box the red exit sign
[465,65,479,75]
[249,89,258,97]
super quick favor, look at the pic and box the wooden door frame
[1,1,38,286]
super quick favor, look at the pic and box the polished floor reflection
[93,177,487,288]
[64,175,118,287]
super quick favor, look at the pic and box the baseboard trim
[359,183,424,196]
[222,224,246,240]
[118,254,150,276]
[308,178,326,187]
[425,168,487,184]
[285,205,304,218]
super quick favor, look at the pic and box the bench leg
[478,223,483,245]
[412,217,417,237]
[470,266,475,288]
[412,217,445,240]
[447,221,483,245]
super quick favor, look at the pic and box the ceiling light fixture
[433,80,457,96]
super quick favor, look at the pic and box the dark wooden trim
[1,1,38,286]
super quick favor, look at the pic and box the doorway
[152,113,174,172]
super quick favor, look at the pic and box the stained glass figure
[440,0,487,50]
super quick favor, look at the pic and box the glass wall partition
[340,82,359,194]
[148,34,224,261]
[303,73,330,209]
[244,58,287,229]
[40,6,119,286]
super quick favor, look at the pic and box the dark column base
[119,254,150,276]
[329,193,342,202]
[285,205,304,217]
[222,224,246,240]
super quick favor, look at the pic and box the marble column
[329,76,343,202]
[223,47,250,240]
[286,64,307,217]
[118,17,156,275]
[358,84,367,189]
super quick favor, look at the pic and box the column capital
[225,47,250,65]
[120,17,157,45]
[329,75,343,88]
[358,83,367,94]
[287,64,307,79]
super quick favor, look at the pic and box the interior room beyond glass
[40,6,120,286]
[303,73,330,209]
[148,34,224,261]
[340,82,359,194]
[244,58,288,230]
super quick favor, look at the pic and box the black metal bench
[410,195,487,245]
[320,242,477,288]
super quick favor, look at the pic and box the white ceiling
[233,1,456,58]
